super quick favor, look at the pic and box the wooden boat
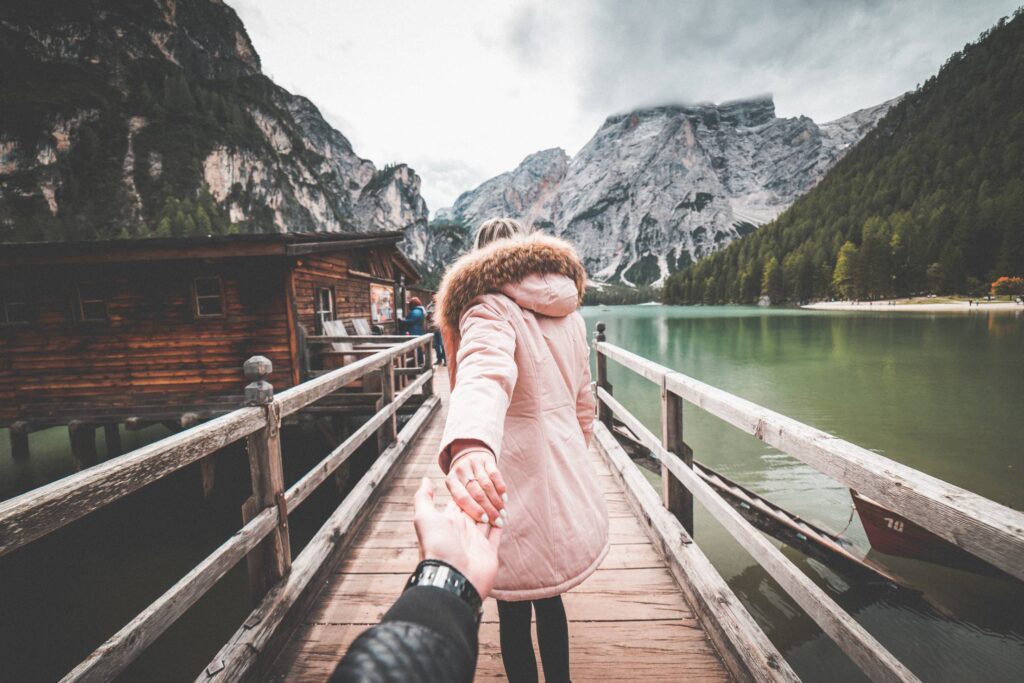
[851,491,1010,578]
[609,424,906,588]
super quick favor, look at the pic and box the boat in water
[851,491,1010,578]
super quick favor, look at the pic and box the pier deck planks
[268,375,730,681]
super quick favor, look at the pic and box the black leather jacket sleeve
[328,585,479,683]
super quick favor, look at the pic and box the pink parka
[436,234,609,601]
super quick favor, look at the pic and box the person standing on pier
[434,218,610,683]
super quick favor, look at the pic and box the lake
[580,304,1024,682]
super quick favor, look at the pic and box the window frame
[315,286,336,334]
[192,276,226,320]
[1,290,30,326]
[76,282,108,323]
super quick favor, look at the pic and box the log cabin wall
[0,257,294,426]
[290,247,402,336]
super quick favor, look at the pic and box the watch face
[408,560,483,615]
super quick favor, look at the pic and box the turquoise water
[581,305,1024,682]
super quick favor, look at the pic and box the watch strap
[405,559,483,617]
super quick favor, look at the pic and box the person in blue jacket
[402,296,427,336]
[401,297,427,364]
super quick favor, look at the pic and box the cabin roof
[1,231,420,281]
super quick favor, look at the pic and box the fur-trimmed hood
[435,233,587,334]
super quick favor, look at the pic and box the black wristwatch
[405,559,483,621]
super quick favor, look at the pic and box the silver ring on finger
[464,478,478,486]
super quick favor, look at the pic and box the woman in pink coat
[435,218,609,682]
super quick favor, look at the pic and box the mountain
[663,9,1024,305]
[408,96,895,285]
[0,0,428,243]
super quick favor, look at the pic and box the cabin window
[1,291,29,325]
[77,283,107,322]
[315,287,335,333]
[193,277,225,318]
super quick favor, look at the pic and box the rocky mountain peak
[410,94,897,286]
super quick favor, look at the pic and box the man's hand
[445,444,507,525]
[413,477,503,599]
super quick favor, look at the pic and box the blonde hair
[473,217,529,250]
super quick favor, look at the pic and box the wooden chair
[351,318,374,336]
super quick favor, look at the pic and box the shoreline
[802,300,1022,313]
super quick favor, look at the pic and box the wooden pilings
[104,424,123,457]
[241,356,292,604]
[10,421,30,460]
[68,420,98,471]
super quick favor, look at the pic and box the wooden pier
[2,323,1023,682]
[267,376,732,681]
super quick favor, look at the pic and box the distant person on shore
[434,217,609,682]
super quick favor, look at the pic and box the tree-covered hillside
[0,0,428,243]
[663,9,1024,304]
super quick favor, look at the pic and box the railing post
[595,322,613,428]
[376,356,397,454]
[241,356,291,604]
[422,336,434,397]
[662,377,694,536]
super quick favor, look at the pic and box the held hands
[413,478,503,599]
[445,444,507,526]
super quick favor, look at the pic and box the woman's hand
[445,446,507,526]
[414,478,503,599]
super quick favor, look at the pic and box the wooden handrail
[593,424,799,682]
[0,333,435,682]
[595,338,1024,582]
[598,387,918,683]
[201,394,441,682]
[665,371,1024,582]
[0,405,266,557]
[62,369,435,683]
[0,335,432,560]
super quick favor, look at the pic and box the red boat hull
[851,491,1008,578]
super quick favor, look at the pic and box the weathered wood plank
[60,508,279,683]
[350,514,648,549]
[596,339,667,385]
[594,422,797,683]
[274,620,727,683]
[661,376,693,534]
[275,335,431,416]
[306,567,692,625]
[284,370,432,511]
[599,391,917,682]
[0,405,266,557]
[663,371,1024,582]
[335,542,664,574]
[198,396,440,683]
[242,357,292,603]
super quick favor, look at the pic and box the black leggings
[497,596,570,683]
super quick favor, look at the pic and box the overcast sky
[231,0,1019,212]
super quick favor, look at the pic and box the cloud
[231,0,1020,213]
[570,0,1020,120]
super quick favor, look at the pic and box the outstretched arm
[330,480,502,683]
[439,300,516,524]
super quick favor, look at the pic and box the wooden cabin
[0,231,422,455]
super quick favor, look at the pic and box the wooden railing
[0,333,436,683]
[592,322,1024,683]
